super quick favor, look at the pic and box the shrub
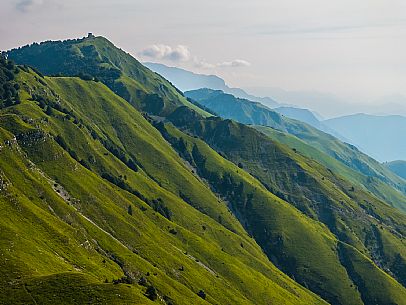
[45,105,54,116]
[145,286,158,301]
[197,290,206,299]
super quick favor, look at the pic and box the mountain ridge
[185,88,406,205]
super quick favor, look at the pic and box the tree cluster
[0,54,20,108]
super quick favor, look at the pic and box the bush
[55,135,68,150]
[145,286,158,301]
[45,105,54,116]
[197,290,206,299]
[151,199,172,220]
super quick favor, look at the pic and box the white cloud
[217,59,251,67]
[140,44,250,69]
[194,58,251,69]
[140,44,191,62]
[15,0,44,12]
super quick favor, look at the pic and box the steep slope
[185,89,285,127]
[185,88,406,202]
[255,126,406,213]
[385,160,406,180]
[7,35,208,117]
[166,105,406,305]
[0,62,327,305]
[324,113,406,162]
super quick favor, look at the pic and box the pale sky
[1,0,406,117]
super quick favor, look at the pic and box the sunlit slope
[166,106,406,305]
[185,88,406,200]
[0,67,326,305]
[7,36,208,117]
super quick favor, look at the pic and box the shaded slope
[255,126,406,213]
[166,105,406,305]
[184,88,406,203]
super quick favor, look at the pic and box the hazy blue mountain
[273,106,345,140]
[385,160,406,180]
[275,106,321,127]
[324,114,406,162]
[144,62,342,134]
[144,62,227,91]
[145,62,279,107]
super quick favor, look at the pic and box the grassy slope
[4,39,406,304]
[185,89,406,203]
[255,126,406,213]
[0,68,326,305]
[7,36,208,117]
[166,106,406,305]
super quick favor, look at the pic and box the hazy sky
[1,0,406,116]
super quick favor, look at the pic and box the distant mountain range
[324,114,406,162]
[144,62,280,107]
[385,160,406,180]
[147,63,406,163]
[145,62,340,136]
[185,88,406,198]
[245,87,406,118]
[184,88,340,139]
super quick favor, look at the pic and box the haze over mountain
[144,62,280,107]
[385,160,406,180]
[146,63,406,163]
[324,114,406,162]
[145,62,335,133]
[246,87,406,118]
[2,35,406,305]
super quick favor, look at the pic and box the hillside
[3,37,406,305]
[254,126,406,213]
[324,113,406,162]
[7,35,208,117]
[185,88,406,204]
[385,160,406,180]
[0,60,328,305]
[166,105,406,305]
